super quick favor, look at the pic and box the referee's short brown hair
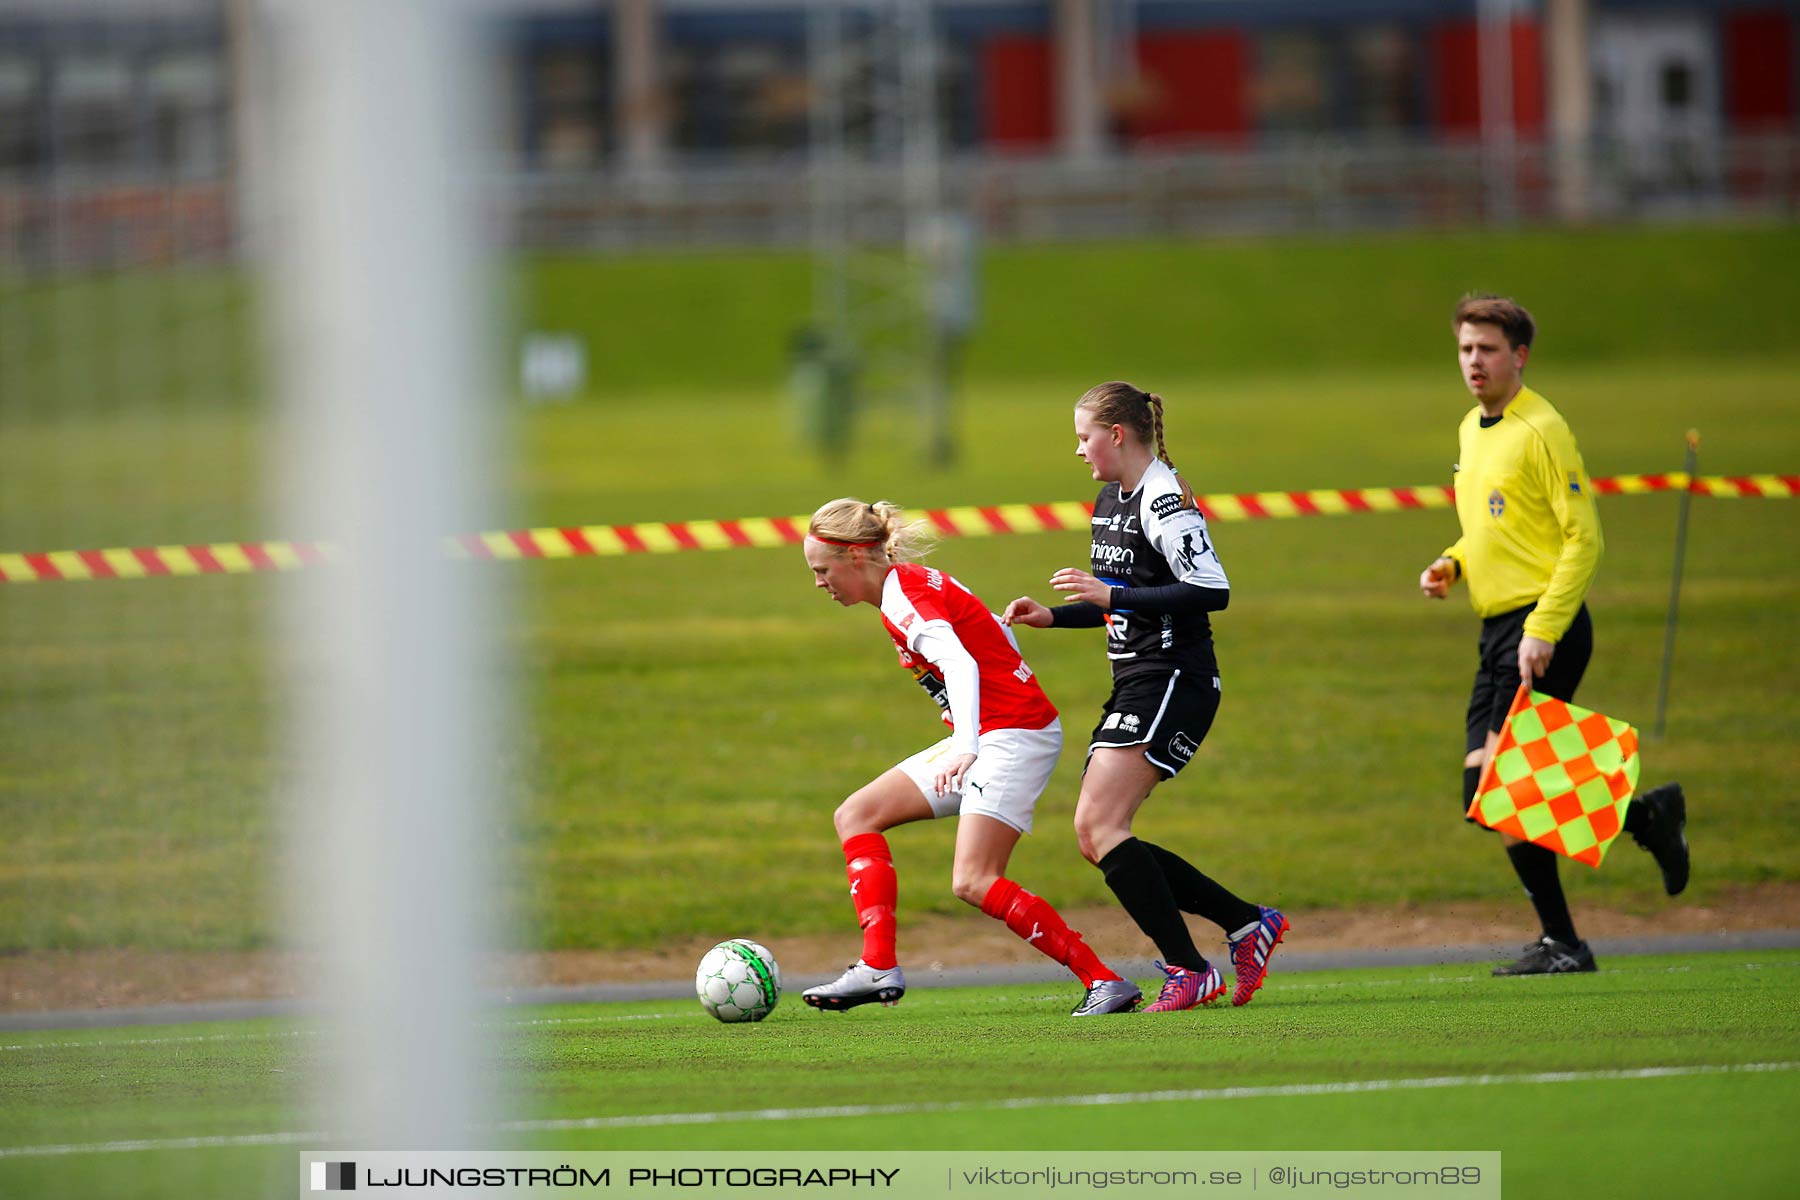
[1454,294,1536,350]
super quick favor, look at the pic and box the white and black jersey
[1088,458,1229,680]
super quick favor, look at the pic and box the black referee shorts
[1086,667,1221,780]
[1464,602,1593,756]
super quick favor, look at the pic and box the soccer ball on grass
[695,938,781,1022]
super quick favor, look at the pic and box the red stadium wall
[1724,10,1796,129]
[983,35,1055,147]
[1432,18,1545,137]
[1125,31,1250,144]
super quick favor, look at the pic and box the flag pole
[1652,430,1700,740]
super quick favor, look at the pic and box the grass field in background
[2,951,1796,1197]
[1,226,1797,955]
[9,225,1796,424]
[519,225,1800,393]
[0,358,1794,952]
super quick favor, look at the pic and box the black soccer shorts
[1464,602,1593,757]
[1086,667,1221,779]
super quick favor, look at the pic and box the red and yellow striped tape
[3,472,1793,585]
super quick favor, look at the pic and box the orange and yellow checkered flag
[1468,685,1642,867]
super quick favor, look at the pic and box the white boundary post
[268,0,504,1149]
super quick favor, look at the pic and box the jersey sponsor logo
[1488,489,1505,518]
[1150,492,1183,519]
[898,612,915,631]
[1098,512,1139,534]
[1104,612,1129,642]
[1091,541,1136,569]
[1567,471,1583,495]
[1012,662,1034,683]
[1169,731,1199,761]
[924,567,944,590]
[909,661,950,711]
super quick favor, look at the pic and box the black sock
[1505,842,1579,946]
[1097,837,1208,972]
[1142,841,1260,934]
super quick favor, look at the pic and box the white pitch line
[3,1061,1792,1158]
[507,1061,1800,1132]
[0,1130,324,1159]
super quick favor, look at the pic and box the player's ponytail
[808,498,936,563]
[1145,392,1199,512]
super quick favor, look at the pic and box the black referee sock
[1097,838,1208,973]
[1141,841,1260,934]
[1505,842,1579,947]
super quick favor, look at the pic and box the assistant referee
[1419,294,1690,977]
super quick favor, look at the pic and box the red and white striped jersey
[878,563,1059,736]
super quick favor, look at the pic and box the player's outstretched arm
[1001,596,1052,627]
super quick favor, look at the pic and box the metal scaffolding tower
[806,0,956,466]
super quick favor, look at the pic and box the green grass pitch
[2,951,1796,1197]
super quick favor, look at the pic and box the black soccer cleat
[1632,782,1690,896]
[1492,936,1598,976]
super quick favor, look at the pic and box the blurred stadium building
[2,0,1796,261]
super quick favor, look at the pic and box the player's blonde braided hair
[1077,381,1199,511]
[808,498,936,563]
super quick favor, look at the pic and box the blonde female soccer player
[799,497,1141,1016]
[1003,381,1287,1012]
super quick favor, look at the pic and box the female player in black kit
[1003,381,1288,1012]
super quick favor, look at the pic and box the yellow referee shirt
[1440,386,1603,643]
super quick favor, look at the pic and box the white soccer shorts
[895,720,1062,835]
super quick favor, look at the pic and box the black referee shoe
[1492,936,1597,976]
[1632,782,1690,896]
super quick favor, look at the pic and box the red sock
[981,878,1120,988]
[842,833,898,970]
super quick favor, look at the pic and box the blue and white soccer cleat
[1142,961,1225,1013]
[1228,906,1289,1006]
